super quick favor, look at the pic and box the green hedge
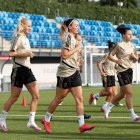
[0,0,140,24]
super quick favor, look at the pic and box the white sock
[102,102,109,108]
[28,112,35,123]
[94,93,100,99]
[128,108,136,118]
[0,110,8,121]
[105,102,109,105]
[78,115,85,127]
[107,102,115,110]
[45,112,53,122]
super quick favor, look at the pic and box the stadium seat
[45,28,52,33]
[1,12,140,49]
[132,39,139,45]
[55,41,62,48]
[2,31,13,39]
[89,31,97,36]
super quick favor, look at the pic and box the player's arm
[130,52,139,61]
[108,46,123,66]
[61,43,82,59]
[9,50,34,58]
[97,61,106,77]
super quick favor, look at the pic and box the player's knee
[32,93,39,101]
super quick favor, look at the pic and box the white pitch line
[4,115,131,119]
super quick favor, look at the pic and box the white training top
[11,33,31,69]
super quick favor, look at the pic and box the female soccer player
[102,24,140,122]
[89,40,117,111]
[41,18,94,134]
[0,17,41,132]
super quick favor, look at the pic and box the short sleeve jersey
[110,41,136,73]
[11,34,31,69]
[98,54,116,76]
[57,33,79,77]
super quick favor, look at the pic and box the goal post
[83,45,140,86]
[83,45,107,86]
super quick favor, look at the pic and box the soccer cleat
[58,101,63,106]
[27,122,41,131]
[102,106,110,120]
[79,123,94,133]
[100,107,111,113]
[89,93,94,105]
[41,118,51,134]
[100,107,104,112]
[89,93,98,105]
[132,115,140,122]
[115,102,123,106]
[0,120,8,132]
[84,114,91,119]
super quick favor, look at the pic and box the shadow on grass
[40,132,140,140]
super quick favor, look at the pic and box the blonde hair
[13,16,31,36]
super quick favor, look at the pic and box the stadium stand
[0,11,140,51]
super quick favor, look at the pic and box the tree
[100,0,138,8]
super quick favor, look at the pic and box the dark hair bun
[116,24,131,34]
[116,24,126,34]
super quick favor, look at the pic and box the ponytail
[107,40,115,50]
[59,20,68,37]
[59,18,75,38]
[13,16,31,37]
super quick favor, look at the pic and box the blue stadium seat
[32,27,40,32]
[125,24,133,28]
[56,16,64,23]
[96,26,103,31]
[78,19,85,25]
[80,25,85,30]
[100,21,112,27]
[81,30,89,36]
[132,39,139,45]
[51,35,59,41]
[53,28,60,34]
[40,34,50,40]
[55,41,62,48]
[112,37,121,42]
[2,31,13,39]
[89,31,97,36]
[41,40,48,48]
[87,36,100,43]
[90,25,97,31]
[2,25,14,31]
[101,37,108,42]
[30,40,38,47]
[103,32,114,37]
[44,22,50,27]
[113,32,121,37]
[49,22,56,27]
[45,28,52,33]
[103,27,112,32]
[97,31,104,36]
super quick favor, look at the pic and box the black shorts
[11,67,36,88]
[57,70,82,89]
[102,75,115,87]
[117,68,133,86]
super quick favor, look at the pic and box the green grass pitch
[0,85,140,140]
